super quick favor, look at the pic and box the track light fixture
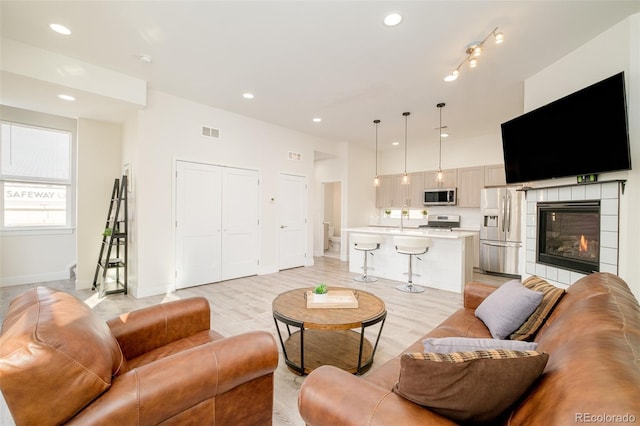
[444,27,503,82]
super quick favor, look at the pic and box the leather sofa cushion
[127,329,224,370]
[0,287,124,425]
[510,273,640,425]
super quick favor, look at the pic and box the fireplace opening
[537,201,600,274]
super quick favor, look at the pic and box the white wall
[378,132,505,175]
[523,14,640,297]
[76,118,122,289]
[347,142,377,228]
[313,142,376,262]
[0,106,77,286]
[124,90,343,297]
[121,114,139,292]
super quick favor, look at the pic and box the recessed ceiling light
[243,93,255,99]
[384,13,402,27]
[58,94,75,101]
[50,23,71,35]
[137,54,152,64]
[391,141,400,146]
[312,117,322,123]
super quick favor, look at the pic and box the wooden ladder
[92,176,128,296]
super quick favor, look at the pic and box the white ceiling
[1,1,639,150]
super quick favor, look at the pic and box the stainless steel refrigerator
[480,187,523,276]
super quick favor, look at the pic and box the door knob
[280,225,287,229]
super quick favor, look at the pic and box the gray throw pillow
[423,337,538,353]
[475,279,544,339]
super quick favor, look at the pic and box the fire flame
[579,235,588,252]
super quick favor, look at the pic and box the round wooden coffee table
[272,287,386,375]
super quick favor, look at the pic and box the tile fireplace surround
[525,181,620,287]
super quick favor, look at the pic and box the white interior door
[175,161,222,289]
[221,167,260,280]
[279,173,307,270]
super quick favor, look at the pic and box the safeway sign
[3,183,67,227]
[5,186,66,203]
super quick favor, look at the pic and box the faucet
[400,204,407,232]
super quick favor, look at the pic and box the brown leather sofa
[0,286,279,425]
[299,272,640,425]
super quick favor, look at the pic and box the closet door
[175,161,222,289]
[221,167,260,280]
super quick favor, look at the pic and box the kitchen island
[345,227,475,294]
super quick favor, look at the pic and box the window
[1,122,72,230]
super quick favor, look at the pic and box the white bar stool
[351,233,383,283]
[393,236,432,293]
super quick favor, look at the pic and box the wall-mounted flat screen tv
[501,72,631,184]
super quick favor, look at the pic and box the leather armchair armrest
[107,297,211,359]
[463,282,498,310]
[298,366,457,426]
[67,330,278,425]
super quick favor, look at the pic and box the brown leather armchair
[0,287,279,425]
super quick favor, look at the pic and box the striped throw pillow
[411,349,541,362]
[510,276,565,341]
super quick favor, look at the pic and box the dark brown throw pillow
[393,349,549,424]
[510,276,565,341]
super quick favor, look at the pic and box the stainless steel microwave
[424,188,457,206]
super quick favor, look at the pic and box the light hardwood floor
[0,257,509,426]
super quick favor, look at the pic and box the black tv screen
[501,72,631,184]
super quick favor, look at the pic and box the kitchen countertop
[345,226,475,240]
[346,226,474,294]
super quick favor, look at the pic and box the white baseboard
[75,278,94,290]
[0,270,70,287]
[130,282,173,298]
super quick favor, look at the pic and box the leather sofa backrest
[0,287,125,425]
[509,273,640,424]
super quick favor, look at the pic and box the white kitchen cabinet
[392,174,410,207]
[484,164,507,187]
[375,174,394,208]
[457,166,484,207]
[376,174,419,207]
[407,172,425,208]
[424,169,457,189]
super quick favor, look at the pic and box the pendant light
[436,103,445,183]
[373,119,381,186]
[402,112,410,185]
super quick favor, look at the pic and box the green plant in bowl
[313,283,328,294]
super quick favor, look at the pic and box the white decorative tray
[305,290,359,309]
